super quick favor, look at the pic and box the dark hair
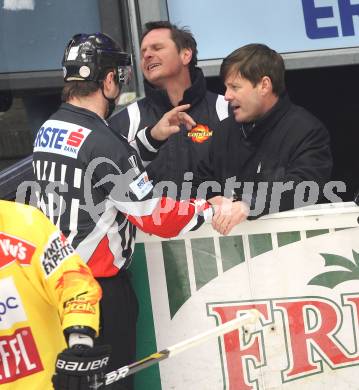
[62,81,100,102]
[141,20,198,69]
[220,43,285,96]
[61,68,117,102]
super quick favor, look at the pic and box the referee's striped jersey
[33,103,212,277]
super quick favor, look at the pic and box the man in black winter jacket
[197,44,333,234]
[109,21,229,198]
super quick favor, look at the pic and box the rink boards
[131,202,359,390]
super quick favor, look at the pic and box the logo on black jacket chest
[187,124,213,144]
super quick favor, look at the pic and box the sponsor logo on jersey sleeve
[33,119,91,159]
[0,327,43,383]
[0,277,27,330]
[129,171,153,200]
[0,233,36,270]
[41,232,75,277]
[187,124,213,144]
[57,264,100,316]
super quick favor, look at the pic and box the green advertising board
[131,202,359,389]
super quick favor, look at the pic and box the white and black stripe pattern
[33,103,212,277]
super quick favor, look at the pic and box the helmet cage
[117,65,132,85]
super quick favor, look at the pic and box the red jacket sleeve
[126,197,213,238]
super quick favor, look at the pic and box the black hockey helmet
[62,32,131,84]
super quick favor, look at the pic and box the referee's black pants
[95,270,139,390]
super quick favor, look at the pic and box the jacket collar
[60,103,108,125]
[143,67,207,110]
[241,92,291,145]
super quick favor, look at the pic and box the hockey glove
[52,344,111,390]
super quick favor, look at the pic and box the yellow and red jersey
[0,200,101,389]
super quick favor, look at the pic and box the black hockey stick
[105,310,259,386]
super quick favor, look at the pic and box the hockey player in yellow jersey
[0,200,109,389]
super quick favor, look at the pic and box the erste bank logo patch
[33,119,91,159]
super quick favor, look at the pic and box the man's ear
[260,76,273,96]
[107,70,116,83]
[103,70,115,91]
[181,48,193,66]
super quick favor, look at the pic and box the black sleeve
[192,131,223,200]
[109,106,164,164]
[90,137,148,205]
[132,126,166,163]
[89,134,213,237]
